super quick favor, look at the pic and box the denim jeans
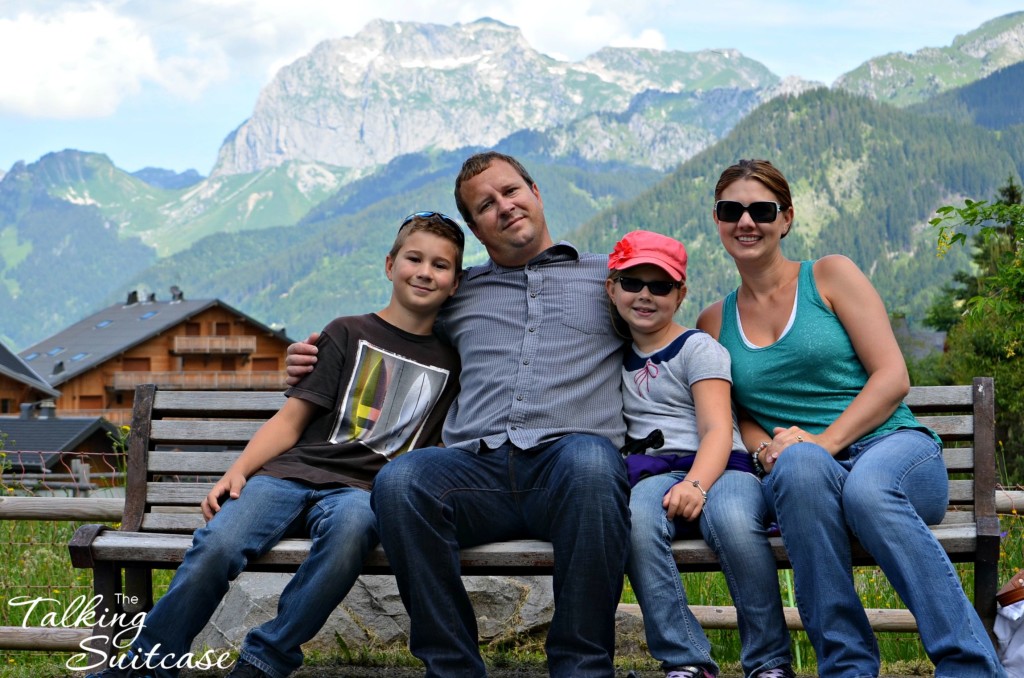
[628,469,791,677]
[114,476,377,678]
[370,434,630,678]
[763,429,1005,678]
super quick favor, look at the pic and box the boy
[87,212,464,678]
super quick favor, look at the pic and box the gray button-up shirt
[437,242,626,451]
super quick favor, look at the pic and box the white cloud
[0,6,158,117]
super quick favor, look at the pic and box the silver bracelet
[688,479,708,505]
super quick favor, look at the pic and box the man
[286,152,629,677]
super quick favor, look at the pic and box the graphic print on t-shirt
[330,339,451,457]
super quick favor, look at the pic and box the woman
[696,159,1004,677]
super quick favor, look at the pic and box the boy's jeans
[118,476,376,678]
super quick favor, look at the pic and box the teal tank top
[718,260,934,444]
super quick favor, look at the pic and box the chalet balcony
[172,336,258,354]
[112,371,288,391]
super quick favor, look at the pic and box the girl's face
[713,178,793,262]
[605,264,685,346]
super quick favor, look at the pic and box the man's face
[458,160,553,267]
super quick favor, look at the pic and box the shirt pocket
[559,281,615,335]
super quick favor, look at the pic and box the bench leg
[975,532,1001,644]
[88,561,123,661]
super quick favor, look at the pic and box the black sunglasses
[400,211,465,249]
[715,200,783,223]
[616,276,682,297]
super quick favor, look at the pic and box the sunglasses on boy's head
[616,276,682,297]
[714,200,783,223]
[400,211,466,249]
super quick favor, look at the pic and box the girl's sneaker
[754,666,797,678]
[665,667,715,678]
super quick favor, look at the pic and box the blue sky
[0,1,1020,176]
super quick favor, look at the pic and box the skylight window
[47,347,65,356]
[71,352,89,362]
[139,311,158,320]
[96,320,113,328]
[23,352,38,361]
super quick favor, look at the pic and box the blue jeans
[763,429,1004,678]
[628,469,791,677]
[371,434,630,678]
[117,476,377,678]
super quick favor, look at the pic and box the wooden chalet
[0,339,60,415]
[17,288,294,425]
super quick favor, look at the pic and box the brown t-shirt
[258,313,460,490]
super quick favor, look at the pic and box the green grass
[4,514,1022,676]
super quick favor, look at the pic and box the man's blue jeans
[763,429,1005,678]
[371,434,630,678]
[628,469,791,677]
[116,476,377,678]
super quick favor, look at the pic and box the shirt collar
[464,241,580,280]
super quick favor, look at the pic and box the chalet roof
[0,416,118,472]
[0,341,60,397]
[18,293,292,387]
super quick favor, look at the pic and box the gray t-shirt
[621,329,745,456]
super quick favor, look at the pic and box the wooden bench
[69,379,1001,655]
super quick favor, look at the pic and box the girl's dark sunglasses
[715,200,783,223]
[400,211,465,249]
[616,276,682,296]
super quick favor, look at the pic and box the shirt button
[530,292,537,298]
[523,359,529,365]
[528,327,535,332]
[516,395,524,401]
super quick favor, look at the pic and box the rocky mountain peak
[211,19,777,177]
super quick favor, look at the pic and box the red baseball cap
[607,230,687,281]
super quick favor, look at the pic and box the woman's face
[713,178,793,262]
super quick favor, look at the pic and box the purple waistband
[625,451,754,487]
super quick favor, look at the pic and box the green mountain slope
[131,152,665,339]
[835,11,1024,106]
[569,88,1020,325]
[908,61,1024,130]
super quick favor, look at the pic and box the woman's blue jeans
[628,469,791,677]
[763,429,1004,678]
[123,476,377,678]
[370,434,630,678]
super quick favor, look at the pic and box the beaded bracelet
[751,441,770,477]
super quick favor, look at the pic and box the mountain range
[2,13,1024,352]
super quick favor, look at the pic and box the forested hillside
[570,88,1022,324]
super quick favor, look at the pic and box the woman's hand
[761,426,815,471]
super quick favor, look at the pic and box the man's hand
[202,471,246,521]
[285,332,320,386]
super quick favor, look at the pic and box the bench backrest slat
[123,381,994,535]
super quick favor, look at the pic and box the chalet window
[1,399,10,414]
[215,322,231,336]
[185,322,201,336]
[252,357,278,371]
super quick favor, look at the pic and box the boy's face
[385,230,460,314]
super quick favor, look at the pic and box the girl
[607,230,793,678]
